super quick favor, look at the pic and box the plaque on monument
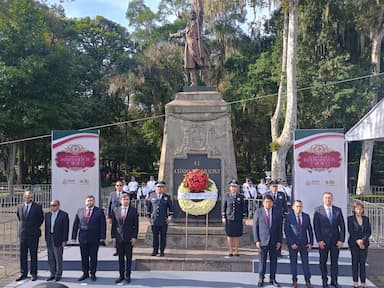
[173,154,221,223]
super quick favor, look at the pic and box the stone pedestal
[158,88,237,223]
[144,224,254,249]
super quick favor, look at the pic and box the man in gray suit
[44,200,69,282]
[253,194,282,287]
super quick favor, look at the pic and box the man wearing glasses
[44,200,69,282]
[107,181,124,256]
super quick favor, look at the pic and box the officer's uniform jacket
[146,193,173,226]
[222,193,247,221]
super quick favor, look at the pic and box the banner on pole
[293,129,347,221]
[51,130,100,233]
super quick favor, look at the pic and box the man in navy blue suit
[253,194,282,287]
[313,192,345,288]
[72,195,106,282]
[111,193,138,284]
[285,200,314,288]
[44,200,69,282]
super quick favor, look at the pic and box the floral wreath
[177,169,218,216]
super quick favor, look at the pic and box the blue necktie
[327,207,332,224]
[23,205,29,217]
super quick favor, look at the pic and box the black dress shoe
[160,252,165,257]
[78,273,89,281]
[151,250,158,256]
[91,274,96,281]
[16,275,28,281]
[322,281,329,288]
[125,277,131,283]
[55,276,61,282]
[113,252,118,256]
[31,275,38,281]
[330,282,342,288]
[115,276,124,283]
[257,280,264,287]
[46,276,55,281]
[270,279,280,287]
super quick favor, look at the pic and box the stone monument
[146,0,248,249]
[158,87,237,225]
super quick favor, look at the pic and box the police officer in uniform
[265,180,288,258]
[265,180,288,216]
[146,181,173,257]
[222,180,247,257]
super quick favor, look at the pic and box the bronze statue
[169,0,210,86]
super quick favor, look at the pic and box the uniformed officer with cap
[222,179,247,257]
[146,180,173,256]
[265,180,288,216]
[265,180,288,258]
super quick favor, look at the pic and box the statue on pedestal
[169,0,210,86]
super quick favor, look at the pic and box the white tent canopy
[345,97,384,142]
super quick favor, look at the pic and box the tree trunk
[271,0,298,180]
[271,10,288,141]
[7,143,16,196]
[356,25,384,195]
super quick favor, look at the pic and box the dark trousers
[117,240,133,278]
[288,245,311,282]
[349,245,368,283]
[152,224,168,252]
[80,242,99,275]
[319,243,340,283]
[258,242,278,280]
[19,237,39,276]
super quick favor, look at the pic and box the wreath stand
[184,212,210,249]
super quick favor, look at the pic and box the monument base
[144,224,254,249]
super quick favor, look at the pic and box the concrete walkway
[4,270,377,288]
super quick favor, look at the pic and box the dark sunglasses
[50,204,58,207]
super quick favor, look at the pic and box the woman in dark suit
[348,202,371,288]
[221,180,247,257]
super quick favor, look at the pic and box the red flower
[184,169,209,193]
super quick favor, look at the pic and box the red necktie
[266,209,271,226]
[297,215,302,229]
[122,207,127,223]
[86,208,91,223]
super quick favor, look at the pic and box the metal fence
[0,218,19,258]
[0,184,52,210]
[349,198,384,247]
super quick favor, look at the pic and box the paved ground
[3,271,378,288]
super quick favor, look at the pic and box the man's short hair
[86,195,95,200]
[263,194,274,202]
[120,193,130,200]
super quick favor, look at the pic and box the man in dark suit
[253,194,282,287]
[284,200,314,288]
[16,190,44,282]
[107,181,124,256]
[146,181,173,257]
[313,192,345,288]
[44,200,69,282]
[111,193,138,284]
[72,195,106,282]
